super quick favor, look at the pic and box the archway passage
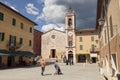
[68,53,73,60]
[78,54,86,63]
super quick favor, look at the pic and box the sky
[0,0,97,32]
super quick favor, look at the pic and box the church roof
[43,28,65,35]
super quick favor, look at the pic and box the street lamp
[98,17,105,26]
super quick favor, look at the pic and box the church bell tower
[65,7,76,63]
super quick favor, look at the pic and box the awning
[0,50,10,56]
[0,50,35,57]
[0,53,9,56]
[90,53,98,57]
[16,51,35,57]
[0,50,21,56]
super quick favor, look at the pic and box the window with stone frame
[0,12,4,21]
[80,37,82,42]
[0,32,2,41]
[19,38,23,44]
[12,18,16,26]
[0,32,5,41]
[30,27,32,33]
[20,23,24,29]
[68,40,72,46]
[91,44,95,51]
[80,45,83,50]
[29,40,32,46]
[91,36,94,41]
[9,35,16,46]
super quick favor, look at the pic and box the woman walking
[40,59,46,76]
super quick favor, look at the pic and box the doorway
[78,54,86,63]
[7,56,15,66]
[68,51,73,62]
[91,57,97,63]
[51,49,56,58]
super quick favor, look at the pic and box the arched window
[68,40,72,46]
[68,18,72,26]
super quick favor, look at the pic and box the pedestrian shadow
[44,73,52,76]
[53,73,63,76]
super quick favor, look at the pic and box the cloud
[37,0,97,32]
[41,24,65,32]
[25,3,39,15]
[36,0,67,23]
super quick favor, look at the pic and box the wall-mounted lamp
[98,17,105,26]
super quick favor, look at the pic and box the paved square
[0,63,104,80]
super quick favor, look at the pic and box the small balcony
[6,42,21,51]
[90,48,99,53]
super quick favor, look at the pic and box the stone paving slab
[0,63,105,80]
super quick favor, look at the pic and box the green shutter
[91,44,94,50]
[1,33,5,41]
[29,40,32,46]
[91,36,94,41]
[21,23,23,29]
[0,12,4,21]
[80,37,82,42]
[19,38,23,44]
[30,27,32,33]
[14,36,16,46]
[80,45,83,50]
[12,18,16,26]
[9,35,12,45]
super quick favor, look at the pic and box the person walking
[54,60,62,75]
[40,59,46,76]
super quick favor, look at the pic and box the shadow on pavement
[0,62,54,70]
[44,73,52,76]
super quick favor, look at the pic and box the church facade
[41,29,66,59]
[41,10,99,63]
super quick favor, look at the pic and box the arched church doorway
[68,51,73,64]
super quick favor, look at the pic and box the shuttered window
[0,12,4,21]
[91,36,94,41]
[80,37,82,42]
[12,18,16,26]
[80,45,83,50]
[20,23,24,29]
[19,38,23,44]
[9,35,16,46]
[29,40,32,46]
[0,32,5,41]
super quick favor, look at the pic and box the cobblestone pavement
[0,63,105,80]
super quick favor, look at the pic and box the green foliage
[85,54,90,61]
